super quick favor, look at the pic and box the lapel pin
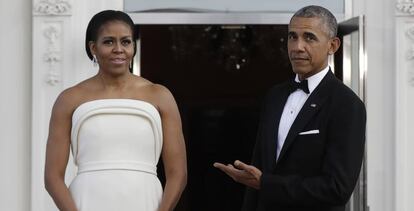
[310,104,317,108]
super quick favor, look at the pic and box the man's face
[287,17,339,80]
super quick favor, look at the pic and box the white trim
[128,12,345,24]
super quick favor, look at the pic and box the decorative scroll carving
[407,27,414,86]
[397,0,414,15]
[43,26,61,85]
[409,71,414,86]
[33,0,71,16]
[406,27,414,60]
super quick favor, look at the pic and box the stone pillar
[395,1,414,211]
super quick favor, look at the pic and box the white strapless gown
[69,99,163,211]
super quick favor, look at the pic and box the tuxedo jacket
[242,71,366,211]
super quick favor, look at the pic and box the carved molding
[397,0,414,15]
[33,0,72,16]
[407,27,414,86]
[43,25,61,85]
[409,71,414,86]
[406,27,414,60]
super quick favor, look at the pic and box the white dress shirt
[276,66,330,161]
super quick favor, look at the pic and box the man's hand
[213,160,262,190]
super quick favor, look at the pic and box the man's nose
[291,39,306,51]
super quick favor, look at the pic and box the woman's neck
[96,71,132,91]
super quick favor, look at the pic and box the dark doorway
[140,25,293,211]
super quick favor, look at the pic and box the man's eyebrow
[303,31,316,36]
[303,31,318,38]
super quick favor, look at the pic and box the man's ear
[89,41,96,56]
[328,37,341,55]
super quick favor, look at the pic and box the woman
[44,10,187,211]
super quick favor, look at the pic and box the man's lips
[291,57,309,60]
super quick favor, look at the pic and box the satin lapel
[276,71,335,163]
[265,84,291,170]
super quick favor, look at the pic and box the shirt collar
[294,66,330,94]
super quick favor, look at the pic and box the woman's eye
[122,40,132,45]
[103,40,113,45]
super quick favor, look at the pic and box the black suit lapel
[264,84,291,170]
[276,71,335,163]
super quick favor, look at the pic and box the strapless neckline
[71,98,163,168]
[73,99,159,119]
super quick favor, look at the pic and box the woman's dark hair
[85,10,138,71]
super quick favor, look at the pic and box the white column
[32,1,73,210]
[395,1,414,211]
[31,0,123,210]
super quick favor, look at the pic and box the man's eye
[305,35,317,41]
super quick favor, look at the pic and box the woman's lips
[110,58,126,64]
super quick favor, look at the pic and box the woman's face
[90,20,134,75]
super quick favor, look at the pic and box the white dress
[69,99,163,211]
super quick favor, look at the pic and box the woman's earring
[92,55,98,67]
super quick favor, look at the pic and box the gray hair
[291,5,337,38]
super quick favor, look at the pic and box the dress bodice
[71,99,163,175]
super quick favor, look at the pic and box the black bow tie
[289,79,310,94]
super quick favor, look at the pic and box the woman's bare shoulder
[131,76,176,109]
[54,78,99,113]
[138,78,173,98]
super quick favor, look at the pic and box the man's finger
[213,162,226,169]
[234,160,255,173]
[214,163,238,176]
[234,160,262,178]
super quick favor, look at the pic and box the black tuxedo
[242,71,366,211]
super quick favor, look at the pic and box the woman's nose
[112,41,123,52]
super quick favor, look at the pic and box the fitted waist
[77,161,157,175]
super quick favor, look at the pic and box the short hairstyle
[85,10,138,67]
[291,5,338,38]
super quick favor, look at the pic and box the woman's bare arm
[154,85,187,211]
[44,91,78,211]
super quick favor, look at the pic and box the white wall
[364,0,397,210]
[348,0,398,210]
[0,0,32,210]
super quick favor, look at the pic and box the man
[214,5,366,211]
